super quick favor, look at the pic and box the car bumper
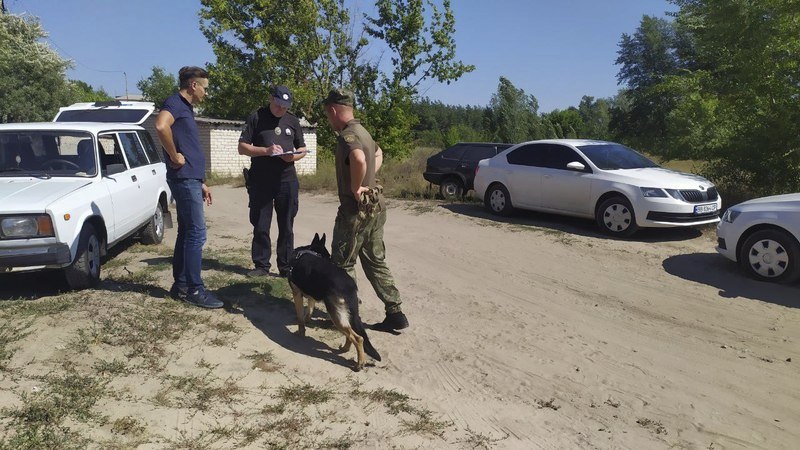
[0,238,72,269]
[423,172,444,185]
[637,197,722,228]
[715,221,738,262]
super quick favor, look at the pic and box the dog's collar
[293,249,322,260]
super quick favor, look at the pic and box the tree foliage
[0,13,74,123]
[614,0,800,196]
[137,66,177,108]
[67,80,112,103]
[486,76,542,143]
[199,0,472,159]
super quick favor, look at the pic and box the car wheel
[739,229,800,283]
[140,205,165,245]
[64,224,102,290]
[596,196,639,237]
[439,178,464,199]
[484,183,513,216]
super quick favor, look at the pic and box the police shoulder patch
[343,134,356,143]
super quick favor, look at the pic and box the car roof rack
[92,100,123,107]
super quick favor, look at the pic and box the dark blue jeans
[168,178,206,291]
[249,179,299,273]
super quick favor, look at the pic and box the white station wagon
[474,139,721,236]
[0,101,171,289]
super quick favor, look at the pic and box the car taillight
[475,166,480,176]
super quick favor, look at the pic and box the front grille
[647,211,720,223]
[680,187,718,203]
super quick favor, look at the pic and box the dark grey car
[423,142,513,199]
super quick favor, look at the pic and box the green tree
[68,80,112,103]
[199,0,472,159]
[199,0,365,121]
[0,13,74,123]
[612,15,691,151]
[663,0,800,196]
[543,108,582,139]
[576,95,612,140]
[487,76,542,143]
[137,66,177,108]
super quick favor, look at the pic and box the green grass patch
[156,372,243,412]
[0,321,32,371]
[275,383,334,407]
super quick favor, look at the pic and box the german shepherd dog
[287,233,381,371]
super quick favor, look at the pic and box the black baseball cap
[271,85,293,108]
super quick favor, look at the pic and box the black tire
[484,183,513,216]
[439,178,464,199]
[739,229,800,283]
[140,204,165,245]
[64,224,102,290]
[596,196,639,237]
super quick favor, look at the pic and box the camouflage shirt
[335,119,384,212]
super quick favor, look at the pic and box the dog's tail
[349,295,381,361]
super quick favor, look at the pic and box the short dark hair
[178,66,209,89]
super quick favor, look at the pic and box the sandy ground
[1,184,799,449]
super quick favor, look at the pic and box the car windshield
[577,143,659,170]
[0,131,97,177]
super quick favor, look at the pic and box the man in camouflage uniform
[322,88,409,331]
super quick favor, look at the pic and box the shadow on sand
[662,252,799,308]
[440,202,705,243]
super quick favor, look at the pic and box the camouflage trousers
[331,205,402,314]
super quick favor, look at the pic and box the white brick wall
[144,115,318,176]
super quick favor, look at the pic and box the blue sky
[8,0,675,113]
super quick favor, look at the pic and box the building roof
[195,116,316,128]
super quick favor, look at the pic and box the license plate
[694,203,717,214]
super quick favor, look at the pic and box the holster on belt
[358,184,384,218]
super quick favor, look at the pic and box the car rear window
[55,109,151,123]
[440,145,466,160]
[461,146,497,162]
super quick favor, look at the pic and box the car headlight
[0,215,55,238]
[640,187,667,198]
[664,189,683,200]
[721,209,741,223]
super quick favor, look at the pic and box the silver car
[716,193,800,283]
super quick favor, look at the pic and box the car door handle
[543,174,552,179]
[131,175,137,182]
[151,169,156,175]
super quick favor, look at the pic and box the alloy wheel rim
[443,183,458,196]
[603,203,631,232]
[748,239,789,278]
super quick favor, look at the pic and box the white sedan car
[716,193,800,283]
[474,139,721,236]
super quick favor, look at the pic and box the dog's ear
[312,233,320,245]
[320,233,326,247]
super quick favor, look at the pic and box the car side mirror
[104,163,126,176]
[566,161,586,171]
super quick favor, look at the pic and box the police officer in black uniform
[238,86,307,277]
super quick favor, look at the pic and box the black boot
[373,311,409,331]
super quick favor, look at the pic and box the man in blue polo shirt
[155,66,223,309]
